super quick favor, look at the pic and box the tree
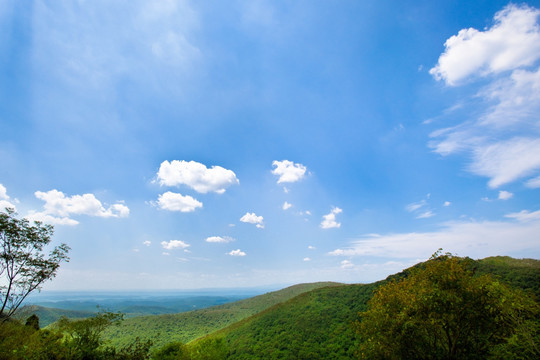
[57,311,125,359]
[0,208,70,320]
[355,251,539,359]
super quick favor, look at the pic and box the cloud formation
[271,160,307,184]
[0,184,17,211]
[320,207,342,229]
[156,191,202,212]
[282,201,292,210]
[429,4,540,189]
[161,240,190,250]
[206,236,234,243]
[498,190,513,200]
[228,249,246,256]
[430,4,540,85]
[329,210,540,260]
[26,189,129,225]
[157,160,239,194]
[240,212,264,228]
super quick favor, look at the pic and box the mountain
[101,281,340,349]
[195,257,540,359]
[16,305,95,327]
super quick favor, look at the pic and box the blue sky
[1,0,540,290]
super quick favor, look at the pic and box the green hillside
[15,305,95,327]
[198,257,540,359]
[102,281,340,350]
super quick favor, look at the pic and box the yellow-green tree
[355,252,539,359]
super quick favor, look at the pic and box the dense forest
[1,254,538,359]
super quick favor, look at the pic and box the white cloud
[341,260,355,269]
[282,201,292,210]
[25,211,79,226]
[498,190,514,200]
[28,189,129,225]
[430,4,540,85]
[228,249,246,257]
[308,245,316,250]
[162,252,170,256]
[505,209,540,222]
[271,160,307,184]
[469,138,540,188]
[156,160,239,194]
[161,239,190,250]
[240,212,264,228]
[320,207,342,229]
[443,201,451,207]
[206,236,234,243]
[329,211,540,260]
[0,184,16,211]
[303,257,311,262]
[143,241,152,246]
[156,191,202,212]
[526,175,540,188]
[416,210,435,219]
[429,5,540,189]
[0,184,8,200]
[405,200,426,212]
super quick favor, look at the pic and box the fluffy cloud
[143,241,152,246]
[329,210,540,260]
[240,212,264,228]
[156,191,202,212]
[35,190,129,218]
[161,240,190,250]
[271,160,307,184]
[0,184,17,211]
[303,257,311,262]
[320,207,342,229]
[206,236,234,243]
[340,260,355,269]
[429,4,540,189]
[282,201,292,210]
[228,249,246,256]
[156,160,239,194]
[430,4,540,85]
[27,189,129,225]
[498,190,514,200]
[25,212,79,226]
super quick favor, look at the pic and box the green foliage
[0,311,153,360]
[56,310,125,359]
[102,282,339,350]
[25,314,40,331]
[152,342,190,360]
[205,283,379,359]
[0,208,70,320]
[16,305,96,327]
[355,252,539,359]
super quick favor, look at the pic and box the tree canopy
[355,251,539,359]
[1,208,70,319]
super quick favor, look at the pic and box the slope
[101,281,340,350]
[203,257,539,359]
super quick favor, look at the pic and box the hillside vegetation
[194,256,540,359]
[102,282,340,349]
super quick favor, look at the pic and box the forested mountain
[101,282,340,349]
[192,256,540,359]
[6,257,538,359]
